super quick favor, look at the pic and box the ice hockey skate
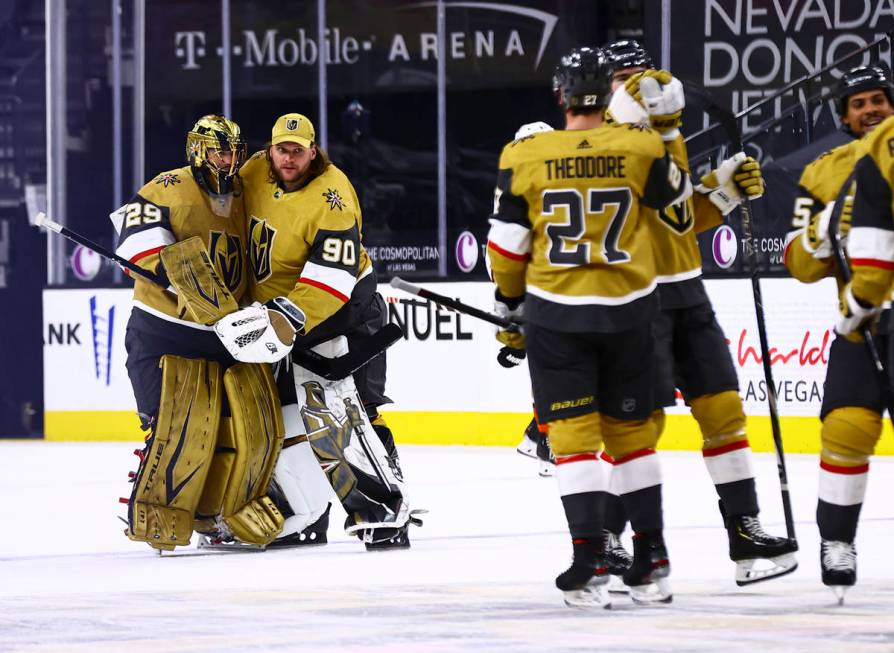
[603,530,632,594]
[623,531,672,604]
[266,503,331,548]
[555,539,611,609]
[725,509,798,586]
[821,539,856,604]
[516,418,539,459]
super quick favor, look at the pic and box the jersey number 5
[544,188,632,266]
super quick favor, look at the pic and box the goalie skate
[726,513,798,586]
[821,539,856,605]
[623,531,672,604]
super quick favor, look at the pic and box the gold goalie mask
[186,114,247,195]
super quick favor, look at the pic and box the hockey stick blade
[291,323,402,381]
[390,276,521,330]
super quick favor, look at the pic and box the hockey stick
[826,172,894,429]
[291,324,402,381]
[35,211,396,380]
[390,276,522,331]
[35,212,162,285]
[682,82,797,542]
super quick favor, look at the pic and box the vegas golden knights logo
[249,216,276,283]
[299,380,366,500]
[208,231,243,292]
[658,199,694,234]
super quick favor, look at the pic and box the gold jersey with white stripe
[114,166,248,325]
[486,123,690,332]
[850,115,894,306]
[784,138,861,286]
[649,136,722,308]
[241,152,372,333]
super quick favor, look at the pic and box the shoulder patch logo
[577,139,592,150]
[155,173,181,187]
[323,188,346,211]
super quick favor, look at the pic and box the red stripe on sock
[556,452,599,465]
[613,448,656,465]
[820,460,869,475]
[702,439,750,458]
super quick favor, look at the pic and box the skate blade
[516,439,538,459]
[607,575,630,595]
[735,553,798,586]
[538,461,555,477]
[627,577,672,604]
[562,583,612,609]
[828,585,849,606]
[196,535,265,552]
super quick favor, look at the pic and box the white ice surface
[0,443,892,653]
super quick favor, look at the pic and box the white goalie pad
[291,336,411,534]
[273,402,334,536]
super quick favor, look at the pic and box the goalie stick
[390,276,522,331]
[826,172,894,429]
[682,82,797,543]
[34,211,397,380]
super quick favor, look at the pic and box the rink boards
[41,278,894,454]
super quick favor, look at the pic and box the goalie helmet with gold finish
[186,114,247,195]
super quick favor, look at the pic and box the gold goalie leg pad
[196,363,285,546]
[127,355,222,550]
[159,235,239,324]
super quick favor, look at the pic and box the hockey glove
[695,152,763,216]
[514,121,553,140]
[215,302,296,364]
[494,290,525,368]
[836,284,879,336]
[628,70,684,141]
[803,197,851,259]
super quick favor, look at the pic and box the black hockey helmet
[552,47,613,110]
[836,63,894,115]
[604,39,654,72]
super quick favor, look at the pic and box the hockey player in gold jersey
[240,113,417,550]
[785,65,894,601]
[487,47,692,607]
[601,39,798,587]
[116,115,287,551]
[786,64,894,601]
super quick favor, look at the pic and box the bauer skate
[603,530,632,594]
[555,539,611,609]
[821,539,856,605]
[623,531,672,604]
[516,418,539,459]
[725,509,798,586]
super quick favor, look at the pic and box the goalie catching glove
[695,152,764,215]
[215,300,300,364]
[494,290,525,368]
